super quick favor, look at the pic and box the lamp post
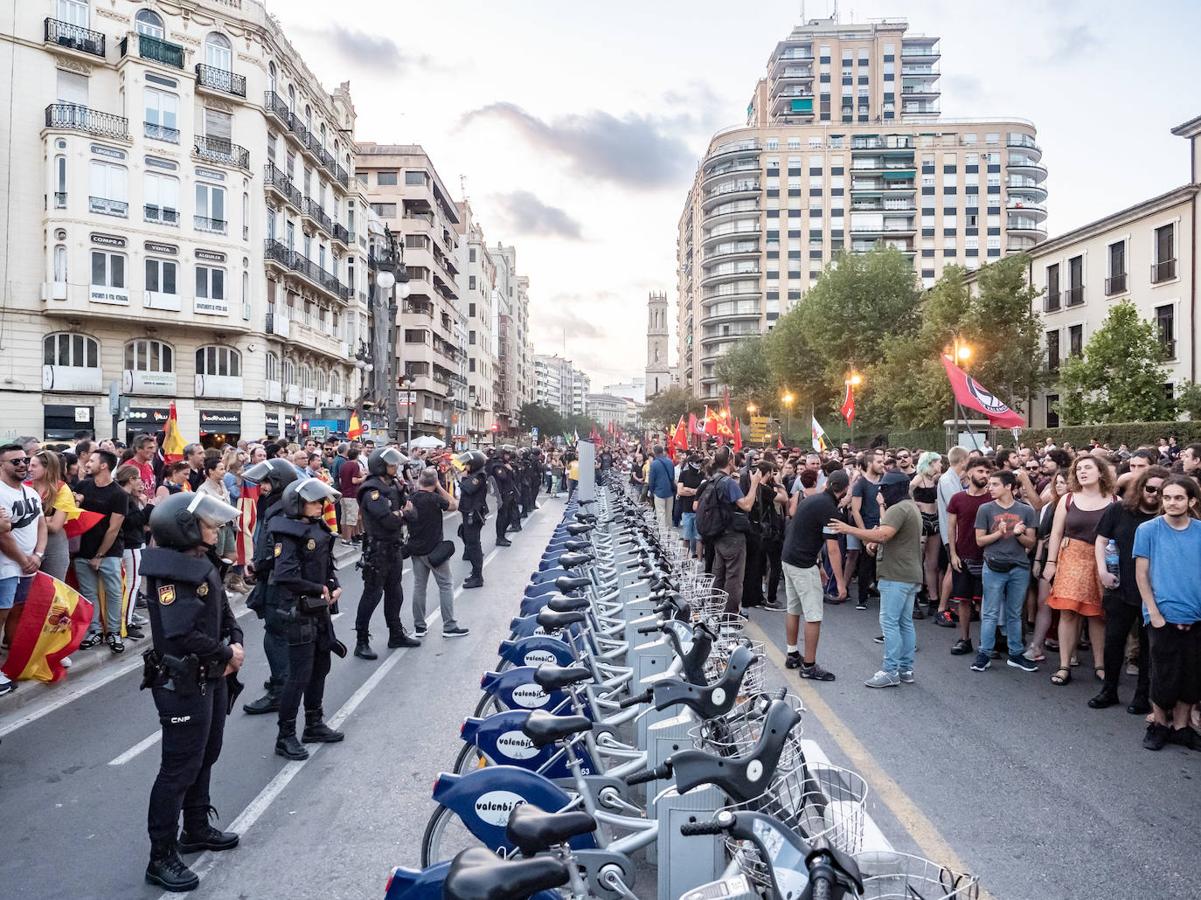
[375,225,410,445]
[947,336,974,448]
[781,391,795,443]
[845,371,862,449]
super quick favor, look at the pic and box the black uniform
[488,458,519,541]
[268,516,339,728]
[457,470,489,579]
[355,473,406,639]
[142,547,242,845]
[248,495,289,697]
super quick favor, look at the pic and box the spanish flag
[236,482,260,567]
[162,400,187,463]
[348,412,364,441]
[1,573,94,683]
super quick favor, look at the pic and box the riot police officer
[457,450,489,588]
[270,479,346,760]
[487,446,519,546]
[355,446,420,658]
[239,459,298,715]
[141,492,244,892]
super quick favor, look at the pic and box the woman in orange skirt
[1042,455,1114,686]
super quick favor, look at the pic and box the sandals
[1051,667,1071,686]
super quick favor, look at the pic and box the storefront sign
[145,241,177,255]
[90,233,126,248]
[195,249,226,262]
[90,286,130,305]
[193,296,229,316]
[127,406,171,427]
[199,409,241,432]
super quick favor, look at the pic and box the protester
[946,458,991,655]
[114,464,152,638]
[647,445,676,533]
[0,444,46,697]
[404,467,468,639]
[910,451,943,618]
[677,451,704,559]
[75,450,129,652]
[847,448,884,609]
[701,445,761,614]
[27,449,76,581]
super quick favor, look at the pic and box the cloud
[460,102,693,189]
[532,297,612,341]
[943,74,984,102]
[491,191,583,240]
[1041,23,1099,63]
[318,25,432,74]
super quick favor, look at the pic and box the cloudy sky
[279,0,1201,386]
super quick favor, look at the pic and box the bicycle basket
[690,692,804,773]
[856,851,981,899]
[702,638,767,698]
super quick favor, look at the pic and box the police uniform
[487,456,519,542]
[246,494,289,704]
[457,467,489,583]
[355,472,407,645]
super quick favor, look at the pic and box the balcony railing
[90,196,128,217]
[144,120,179,143]
[264,91,292,125]
[194,134,249,170]
[195,215,227,234]
[45,103,129,140]
[1043,292,1061,313]
[1161,338,1177,360]
[44,18,105,58]
[303,197,333,234]
[1105,274,1127,296]
[263,239,351,301]
[1152,259,1177,283]
[195,64,246,98]
[263,163,302,209]
[120,33,185,70]
[144,204,179,226]
[332,223,351,245]
[1063,286,1084,307]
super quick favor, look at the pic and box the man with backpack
[696,445,761,613]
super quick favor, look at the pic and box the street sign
[750,415,770,443]
[397,391,417,405]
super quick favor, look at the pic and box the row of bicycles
[384,477,982,899]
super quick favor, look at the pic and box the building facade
[1025,116,1200,428]
[645,291,671,397]
[532,353,590,417]
[1,0,369,443]
[455,200,499,441]
[585,393,626,430]
[676,15,1047,399]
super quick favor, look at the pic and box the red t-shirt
[946,490,989,561]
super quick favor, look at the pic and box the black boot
[275,719,309,760]
[354,633,377,660]
[146,839,199,892]
[462,574,484,589]
[387,629,421,648]
[242,689,280,715]
[302,707,345,743]
[495,538,512,547]
[179,806,239,854]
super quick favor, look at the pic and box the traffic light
[490,422,499,433]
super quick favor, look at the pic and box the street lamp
[843,372,863,447]
[781,391,795,442]
[375,225,410,445]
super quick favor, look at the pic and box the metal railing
[263,239,350,300]
[120,33,184,69]
[1105,274,1127,295]
[1043,293,1061,313]
[144,204,179,226]
[194,134,249,170]
[144,121,179,143]
[1152,259,1177,283]
[332,223,351,245]
[195,215,227,234]
[263,163,302,208]
[303,197,333,234]
[44,18,105,58]
[1063,286,1084,307]
[45,103,129,140]
[90,196,128,216]
[195,64,246,98]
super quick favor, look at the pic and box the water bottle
[1104,539,1120,588]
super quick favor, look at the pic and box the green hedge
[1010,421,1201,449]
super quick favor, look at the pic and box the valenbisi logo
[495,730,538,760]
[510,684,548,708]
[523,650,558,666]
[473,791,526,827]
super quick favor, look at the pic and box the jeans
[411,554,457,631]
[980,564,1029,656]
[75,556,125,636]
[713,532,747,612]
[879,579,919,673]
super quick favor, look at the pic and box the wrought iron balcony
[195,64,246,98]
[45,103,129,140]
[90,196,128,217]
[332,223,351,246]
[264,91,292,126]
[302,198,333,234]
[120,33,184,69]
[144,120,179,143]
[44,18,105,58]
[1063,286,1084,307]
[194,134,249,170]
[264,163,303,209]
[1105,274,1127,296]
[263,239,350,301]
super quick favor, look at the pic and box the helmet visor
[296,478,342,505]
[186,493,240,527]
[378,447,407,468]
[241,460,274,485]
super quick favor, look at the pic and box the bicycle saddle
[554,575,591,592]
[533,663,592,692]
[521,709,593,748]
[565,523,593,536]
[506,804,598,858]
[573,513,597,523]
[443,847,569,900]
[547,594,590,613]
[561,539,592,552]
[556,552,592,568]
[535,609,586,631]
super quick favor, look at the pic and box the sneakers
[934,610,957,628]
[1143,722,1171,751]
[855,598,869,611]
[414,624,428,638]
[79,632,102,650]
[800,662,836,682]
[1169,727,1200,751]
[442,625,470,638]
[872,635,885,644]
[898,670,915,684]
[462,575,484,589]
[785,651,802,669]
[1007,654,1039,673]
[864,670,901,689]
[970,652,991,672]
[0,678,16,699]
[107,634,125,654]
[950,638,973,656]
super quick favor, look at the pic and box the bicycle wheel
[420,803,488,868]
[453,741,488,774]
[472,692,504,717]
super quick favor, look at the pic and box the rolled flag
[940,355,1025,429]
[1,573,94,683]
[235,481,259,567]
[688,412,699,437]
[732,418,743,452]
[162,400,187,463]
[840,383,855,426]
[811,416,830,452]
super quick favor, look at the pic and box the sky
[277,0,1201,387]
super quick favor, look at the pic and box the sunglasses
[3,457,29,466]
[1144,485,1160,494]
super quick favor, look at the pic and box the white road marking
[108,730,162,766]
[800,738,893,853]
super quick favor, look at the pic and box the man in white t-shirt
[0,443,47,697]
[933,445,969,628]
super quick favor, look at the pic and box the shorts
[921,512,940,537]
[1148,623,1201,709]
[340,497,359,526]
[680,512,698,541]
[782,561,824,623]
[0,575,33,610]
[951,564,983,604]
[846,534,864,551]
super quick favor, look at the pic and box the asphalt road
[0,497,567,900]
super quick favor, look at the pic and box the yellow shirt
[568,460,579,481]
[49,482,82,521]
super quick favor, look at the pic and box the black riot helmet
[242,458,299,496]
[280,478,342,519]
[458,450,486,473]
[367,446,407,477]
[149,491,240,551]
[500,444,516,461]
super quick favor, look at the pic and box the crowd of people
[611,434,1201,753]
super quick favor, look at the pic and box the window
[1156,304,1176,358]
[144,87,179,142]
[145,257,177,296]
[267,62,277,95]
[135,9,165,38]
[404,171,426,186]
[468,275,476,290]
[1068,324,1083,358]
[91,249,125,289]
[54,155,67,207]
[469,330,476,345]
[282,358,295,386]
[1106,241,1126,295]
[44,332,98,368]
[56,69,87,105]
[370,203,397,218]
[1045,263,1060,311]
[196,265,225,301]
[203,107,232,141]
[468,302,476,317]
[1045,394,1059,429]
[89,160,127,216]
[377,171,399,186]
[195,346,241,377]
[1153,224,1176,281]
[53,245,67,283]
[57,0,89,28]
[1067,255,1083,305]
[195,182,226,233]
[144,172,179,225]
[125,339,174,373]
[204,33,232,70]
[1045,330,1060,373]
[469,247,477,263]
[265,351,279,383]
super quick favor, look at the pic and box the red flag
[732,418,743,451]
[840,383,855,426]
[688,412,699,435]
[703,406,719,436]
[63,509,105,539]
[162,400,186,463]
[2,573,94,683]
[939,355,1025,429]
[777,435,784,450]
[673,416,687,450]
[721,386,732,419]
[236,482,260,567]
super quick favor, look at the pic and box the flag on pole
[1,573,94,683]
[688,412,699,436]
[939,355,1025,429]
[839,383,856,426]
[235,481,259,567]
[162,401,187,463]
[777,435,785,450]
[732,418,743,452]
[673,416,687,451]
[348,412,364,440]
[811,416,830,452]
[703,406,719,437]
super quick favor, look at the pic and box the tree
[1057,302,1176,424]
[713,336,776,410]
[642,385,704,430]
[518,402,566,437]
[1177,381,1201,421]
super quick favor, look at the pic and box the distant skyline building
[533,353,590,416]
[676,15,1047,399]
[645,291,672,397]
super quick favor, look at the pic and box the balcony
[901,46,941,60]
[89,196,128,217]
[1105,274,1127,296]
[332,223,351,247]
[404,298,435,318]
[44,18,105,58]
[195,64,246,99]
[263,239,351,301]
[194,215,227,235]
[45,103,129,141]
[264,91,292,127]
[263,162,302,210]
[265,311,291,339]
[144,204,179,226]
[302,197,334,235]
[194,134,249,170]
[120,33,185,70]
[144,120,179,143]
[1043,293,1061,314]
[1161,338,1178,361]
[1152,259,1177,283]
[1063,286,1084,307]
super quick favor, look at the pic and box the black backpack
[695,473,735,539]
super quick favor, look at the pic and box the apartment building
[357,143,464,441]
[490,244,535,429]
[676,16,1047,399]
[1025,115,1200,428]
[455,200,499,441]
[585,393,626,430]
[532,353,590,417]
[0,0,369,442]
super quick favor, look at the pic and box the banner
[811,416,830,452]
[1,573,94,683]
[236,481,259,567]
[939,355,1025,429]
[732,418,743,452]
[348,412,364,440]
[840,384,855,426]
[162,400,187,463]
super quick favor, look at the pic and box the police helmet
[458,450,486,473]
[280,478,342,518]
[368,446,407,477]
[242,458,299,495]
[149,492,240,550]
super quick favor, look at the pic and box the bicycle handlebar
[678,820,726,837]
[618,689,652,709]
[624,761,671,786]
